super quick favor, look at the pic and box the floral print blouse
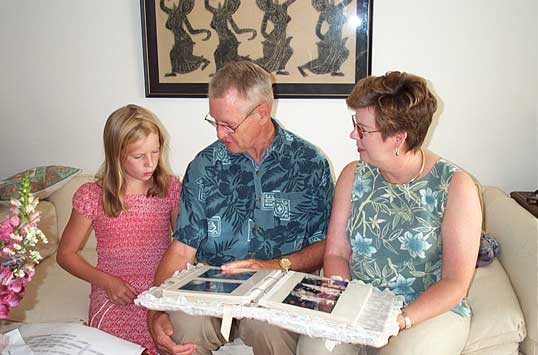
[347,158,471,317]
[175,119,334,266]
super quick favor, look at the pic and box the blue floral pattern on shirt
[175,120,334,266]
[347,159,471,317]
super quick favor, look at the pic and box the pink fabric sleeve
[72,182,100,221]
[167,176,181,209]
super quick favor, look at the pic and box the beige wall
[0,0,536,193]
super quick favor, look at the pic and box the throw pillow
[0,166,81,201]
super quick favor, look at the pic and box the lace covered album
[136,264,403,348]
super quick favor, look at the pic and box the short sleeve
[166,176,182,209]
[72,182,100,221]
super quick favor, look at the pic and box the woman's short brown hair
[346,71,437,151]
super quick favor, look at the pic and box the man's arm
[153,240,197,286]
[221,240,325,273]
[148,241,198,355]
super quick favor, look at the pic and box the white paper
[1,328,35,355]
[7,322,145,355]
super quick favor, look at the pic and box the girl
[57,104,181,355]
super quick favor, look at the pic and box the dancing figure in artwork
[255,0,296,75]
[205,0,257,72]
[160,0,211,76]
[298,0,352,77]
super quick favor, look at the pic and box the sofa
[0,175,536,355]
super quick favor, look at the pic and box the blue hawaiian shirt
[174,119,334,266]
[348,158,471,317]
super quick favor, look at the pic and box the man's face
[208,90,259,154]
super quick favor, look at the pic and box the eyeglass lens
[351,115,364,139]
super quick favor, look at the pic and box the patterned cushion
[0,166,81,201]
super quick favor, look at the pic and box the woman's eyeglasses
[351,114,381,139]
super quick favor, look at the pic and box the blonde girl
[57,104,181,355]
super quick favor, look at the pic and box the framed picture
[140,0,373,98]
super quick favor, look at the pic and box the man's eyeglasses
[351,114,381,139]
[204,105,259,134]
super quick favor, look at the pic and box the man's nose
[216,125,230,140]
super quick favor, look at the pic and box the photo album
[136,264,404,348]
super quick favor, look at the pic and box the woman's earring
[395,147,400,157]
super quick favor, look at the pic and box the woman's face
[350,107,395,167]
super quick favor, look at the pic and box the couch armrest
[47,175,96,249]
[482,186,538,355]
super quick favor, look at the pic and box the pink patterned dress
[73,176,181,355]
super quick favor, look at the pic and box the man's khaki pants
[297,311,470,355]
[168,311,299,355]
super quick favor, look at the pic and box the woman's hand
[103,275,138,305]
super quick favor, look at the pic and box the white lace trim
[136,267,403,348]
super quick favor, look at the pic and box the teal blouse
[347,158,471,317]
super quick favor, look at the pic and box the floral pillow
[0,166,81,201]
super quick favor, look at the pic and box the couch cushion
[0,166,81,201]
[47,175,96,250]
[463,259,526,354]
[461,342,518,355]
[482,186,537,355]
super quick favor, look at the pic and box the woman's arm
[398,171,482,329]
[323,161,357,280]
[56,209,137,305]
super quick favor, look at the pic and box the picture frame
[140,0,373,98]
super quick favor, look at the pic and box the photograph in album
[161,265,280,303]
[282,276,348,313]
[198,268,256,281]
[180,280,242,294]
[257,272,372,325]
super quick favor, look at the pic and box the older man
[148,61,334,355]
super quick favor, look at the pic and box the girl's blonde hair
[96,104,172,217]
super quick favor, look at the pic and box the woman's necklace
[407,148,425,184]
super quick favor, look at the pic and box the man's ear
[256,102,272,122]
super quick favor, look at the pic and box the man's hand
[221,258,279,274]
[147,310,197,355]
[104,275,137,305]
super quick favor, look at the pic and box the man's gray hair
[208,61,274,109]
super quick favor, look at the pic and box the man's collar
[266,119,288,156]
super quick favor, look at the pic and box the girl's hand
[104,275,138,305]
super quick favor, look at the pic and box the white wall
[1,0,536,193]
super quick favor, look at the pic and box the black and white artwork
[141,0,372,97]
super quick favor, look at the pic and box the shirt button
[255,170,260,176]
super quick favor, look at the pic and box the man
[148,61,334,355]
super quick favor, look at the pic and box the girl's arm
[170,199,180,231]
[396,171,482,330]
[56,209,137,305]
[323,161,356,280]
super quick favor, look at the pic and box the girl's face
[350,107,394,167]
[122,132,160,187]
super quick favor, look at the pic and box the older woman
[297,72,482,355]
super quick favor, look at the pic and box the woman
[297,72,482,355]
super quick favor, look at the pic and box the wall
[0,0,536,193]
